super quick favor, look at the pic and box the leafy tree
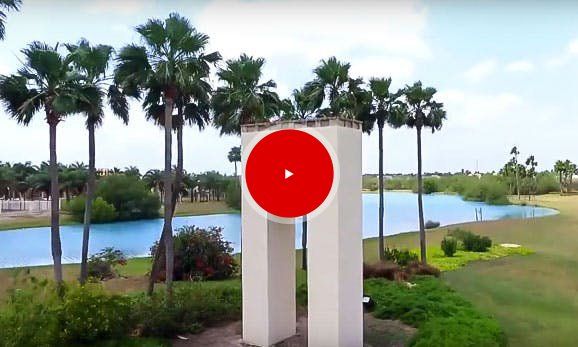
[0,42,85,287]
[361,77,406,261]
[212,54,281,135]
[0,0,20,40]
[115,13,215,298]
[401,81,446,265]
[66,39,129,285]
[227,146,241,177]
[95,174,160,221]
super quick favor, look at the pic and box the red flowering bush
[151,225,238,281]
[87,247,127,280]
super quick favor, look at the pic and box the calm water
[0,192,557,268]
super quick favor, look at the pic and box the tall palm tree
[402,81,446,265]
[554,160,566,194]
[66,39,129,285]
[525,155,538,200]
[0,0,20,40]
[212,54,281,135]
[510,146,521,199]
[0,42,82,287]
[304,57,351,117]
[228,146,241,177]
[362,78,406,261]
[142,68,215,295]
[115,13,217,298]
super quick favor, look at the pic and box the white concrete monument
[241,118,363,347]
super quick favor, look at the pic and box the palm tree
[510,146,521,199]
[525,155,538,200]
[66,39,129,285]
[0,42,82,287]
[0,0,20,40]
[212,54,281,135]
[227,146,241,177]
[554,160,566,194]
[143,169,164,198]
[402,81,446,265]
[115,13,217,298]
[304,57,352,117]
[124,166,141,178]
[362,78,406,261]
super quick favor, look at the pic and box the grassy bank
[0,200,236,232]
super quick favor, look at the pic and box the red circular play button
[245,129,334,218]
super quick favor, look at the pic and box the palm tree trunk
[515,164,520,200]
[378,124,385,261]
[48,118,63,288]
[301,215,307,270]
[80,122,96,285]
[416,127,426,265]
[234,162,237,177]
[162,97,175,301]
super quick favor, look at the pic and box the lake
[0,192,557,268]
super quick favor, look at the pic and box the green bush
[536,172,560,194]
[96,174,161,221]
[151,226,238,281]
[448,229,492,252]
[423,179,440,194]
[66,196,118,223]
[88,247,128,280]
[0,280,133,346]
[225,179,241,210]
[441,237,458,257]
[364,277,506,347]
[132,282,241,337]
[383,247,419,266]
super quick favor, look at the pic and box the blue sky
[1,0,577,175]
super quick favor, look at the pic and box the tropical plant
[401,81,446,264]
[115,13,218,298]
[212,54,281,135]
[554,160,566,194]
[66,39,130,284]
[510,146,521,199]
[0,42,85,287]
[0,0,20,40]
[361,77,406,261]
[304,56,353,117]
[227,146,241,177]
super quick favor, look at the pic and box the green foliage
[132,282,241,337]
[151,226,238,281]
[364,277,507,347]
[441,237,458,257]
[96,174,160,221]
[383,247,419,266]
[447,228,492,252]
[461,176,509,205]
[88,247,128,280]
[427,245,533,271]
[66,196,118,223]
[225,179,241,210]
[0,279,133,346]
[423,178,440,194]
[535,172,559,194]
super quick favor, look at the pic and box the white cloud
[350,56,415,83]
[195,0,430,64]
[464,59,497,83]
[84,0,144,15]
[546,38,578,68]
[505,60,534,72]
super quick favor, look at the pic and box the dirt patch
[172,313,415,347]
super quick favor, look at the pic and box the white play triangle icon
[285,169,293,179]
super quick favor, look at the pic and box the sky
[1,0,577,175]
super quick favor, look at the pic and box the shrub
[364,262,403,281]
[448,229,492,252]
[423,179,439,194]
[441,237,458,257]
[225,179,241,210]
[60,286,133,343]
[88,247,127,280]
[405,262,441,277]
[364,277,507,347]
[96,174,161,221]
[66,195,118,223]
[0,279,133,346]
[383,247,419,266]
[151,226,238,281]
[132,282,241,337]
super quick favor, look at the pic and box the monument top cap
[241,117,362,133]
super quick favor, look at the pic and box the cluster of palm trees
[554,160,577,194]
[0,12,445,294]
